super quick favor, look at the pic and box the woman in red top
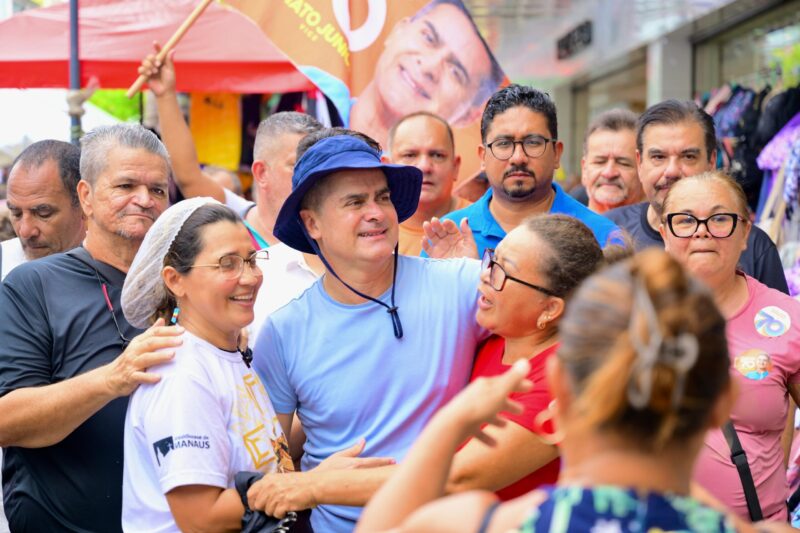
[446,214,625,499]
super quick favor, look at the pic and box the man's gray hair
[253,112,322,160]
[582,108,638,154]
[80,124,171,186]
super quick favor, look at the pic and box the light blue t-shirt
[254,255,486,532]
[433,182,623,258]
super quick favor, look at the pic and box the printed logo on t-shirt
[235,373,293,472]
[734,349,773,381]
[152,434,210,466]
[754,306,791,337]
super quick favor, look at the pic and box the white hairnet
[122,197,221,328]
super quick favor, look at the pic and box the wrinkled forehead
[392,116,454,152]
[641,121,707,154]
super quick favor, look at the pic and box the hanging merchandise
[189,92,242,171]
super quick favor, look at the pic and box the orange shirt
[398,197,471,256]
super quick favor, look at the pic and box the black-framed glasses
[481,248,557,296]
[665,212,744,239]
[190,250,269,280]
[485,135,556,160]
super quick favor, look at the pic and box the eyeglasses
[665,213,744,239]
[481,248,557,296]
[190,250,268,280]
[485,135,556,160]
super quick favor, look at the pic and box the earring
[170,307,181,325]
[533,400,565,445]
[538,319,547,330]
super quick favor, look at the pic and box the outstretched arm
[138,42,226,202]
[0,319,183,448]
[246,438,397,517]
[446,421,558,494]
[356,360,531,532]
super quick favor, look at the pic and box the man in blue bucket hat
[250,131,488,532]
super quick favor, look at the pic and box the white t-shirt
[223,188,254,218]
[0,238,26,281]
[248,243,318,348]
[122,331,292,533]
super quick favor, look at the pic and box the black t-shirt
[0,248,142,533]
[605,202,789,293]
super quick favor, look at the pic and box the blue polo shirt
[434,182,622,257]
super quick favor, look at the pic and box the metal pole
[69,0,81,144]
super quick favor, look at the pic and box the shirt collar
[479,182,561,238]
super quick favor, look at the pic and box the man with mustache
[0,124,183,532]
[604,99,787,292]
[1,140,86,280]
[425,84,620,258]
[580,109,644,214]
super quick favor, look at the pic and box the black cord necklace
[302,224,403,339]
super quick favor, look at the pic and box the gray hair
[253,112,322,161]
[583,109,638,155]
[80,124,171,186]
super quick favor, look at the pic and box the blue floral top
[518,486,736,532]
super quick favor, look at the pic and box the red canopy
[0,0,315,93]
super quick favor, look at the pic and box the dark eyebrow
[341,192,369,204]
[423,20,441,46]
[424,20,470,85]
[375,187,391,197]
[681,148,702,156]
[647,148,665,157]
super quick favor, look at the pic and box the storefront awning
[0,0,316,94]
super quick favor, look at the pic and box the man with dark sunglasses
[0,125,183,533]
[604,99,787,293]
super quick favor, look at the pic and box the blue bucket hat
[274,135,423,254]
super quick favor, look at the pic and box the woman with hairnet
[118,198,391,532]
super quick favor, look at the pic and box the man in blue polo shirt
[423,84,620,258]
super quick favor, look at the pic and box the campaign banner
[224,0,506,179]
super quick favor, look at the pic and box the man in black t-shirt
[605,100,788,293]
[0,124,183,532]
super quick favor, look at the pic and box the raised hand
[443,359,532,446]
[137,41,177,97]
[422,217,479,259]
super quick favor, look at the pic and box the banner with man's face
[224,0,506,180]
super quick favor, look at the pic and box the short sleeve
[253,318,297,414]
[786,317,800,385]
[223,188,255,218]
[454,259,490,343]
[505,386,554,434]
[140,374,230,493]
[0,270,54,396]
[753,237,789,294]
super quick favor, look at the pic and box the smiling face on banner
[226,0,505,180]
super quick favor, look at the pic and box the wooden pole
[125,0,214,98]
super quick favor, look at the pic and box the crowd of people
[0,44,799,533]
